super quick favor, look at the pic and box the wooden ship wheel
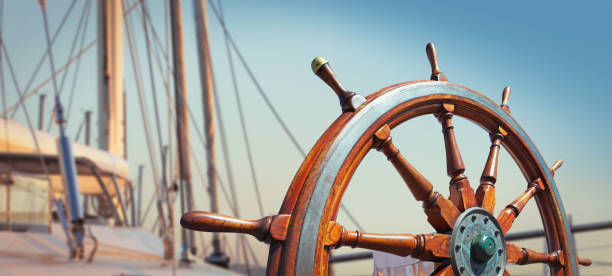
[181,43,591,276]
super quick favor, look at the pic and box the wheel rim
[278,81,576,275]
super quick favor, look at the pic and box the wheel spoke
[506,242,592,266]
[550,159,563,177]
[436,103,477,211]
[497,178,544,233]
[373,124,460,232]
[476,127,506,213]
[181,211,290,242]
[426,42,448,81]
[324,221,450,262]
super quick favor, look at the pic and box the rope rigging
[1,1,142,118]
[123,0,168,237]
[139,0,167,175]
[74,111,86,142]
[1,29,54,226]
[0,0,11,232]
[220,4,265,218]
[215,0,257,271]
[44,0,92,131]
[130,1,177,194]
[207,0,365,232]
[138,19,258,262]
[3,0,78,118]
[0,40,96,118]
[64,1,94,129]
[207,0,306,158]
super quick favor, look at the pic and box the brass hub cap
[450,207,507,275]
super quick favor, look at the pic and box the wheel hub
[450,207,506,275]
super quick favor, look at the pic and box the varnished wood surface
[292,82,576,274]
[313,60,360,113]
[193,79,581,275]
[436,103,477,212]
[373,124,460,232]
[506,242,591,267]
[498,178,545,234]
[550,159,563,177]
[501,86,511,113]
[426,43,448,81]
[476,128,505,213]
[180,211,290,242]
[323,222,450,261]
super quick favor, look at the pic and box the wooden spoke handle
[506,242,591,266]
[324,222,450,261]
[550,159,563,176]
[426,42,448,81]
[311,57,365,113]
[476,127,506,213]
[180,211,290,242]
[373,124,460,232]
[437,103,476,211]
[501,86,511,113]
[497,178,545,233]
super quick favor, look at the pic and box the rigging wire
[139,0,166,172]
[1,3,141,118]
[1,39,54,217]
[73,111,86,142]
[132,7,239,217]
[218,1,264,218]
[207,0,365,232]
[207,1,305,158]
[212,0,239,225]
[215,0,258,270]
[124,5,177,274]
[141,191,156,225]
[140,1,171,71]
[141,26,243,220]
[0,41,96,117]
[123,0,166,231]
[4,0,77,118]
[123,0,140,15]
[133,6,241,218]
[65,1,94,127]
[163,0,174,191]
[0,0,11,232]
[189,142,233,215]
[44,0,92,131]
[39,0,63,102]
[131,0,176,190]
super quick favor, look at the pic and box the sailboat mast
[169,0,196,261]
[97,0,124,158]
[192,0,228,267]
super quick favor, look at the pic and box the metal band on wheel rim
[286,81,575,275]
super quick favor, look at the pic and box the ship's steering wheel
[181,43,591,276]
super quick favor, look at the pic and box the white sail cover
[0,117,129,194]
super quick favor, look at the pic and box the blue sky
[2,1,611,274]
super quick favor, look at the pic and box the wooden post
[111,175,129,227]
[97,0,125,157]
[136,165,144,226]
[84,111,91,146]
[192,0,228,267]
[169,0,196,262]
[38,94,46,130]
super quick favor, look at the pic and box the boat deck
[0,223,239,275]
